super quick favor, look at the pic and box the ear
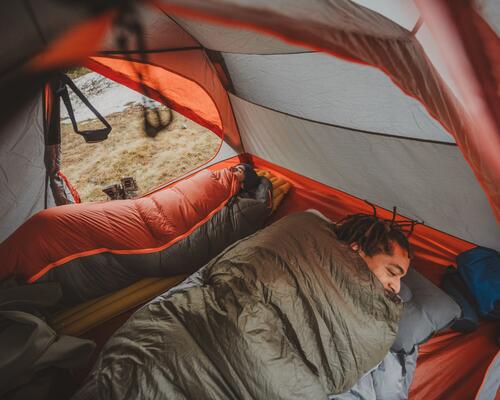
[351,243,368,258]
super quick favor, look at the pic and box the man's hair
[333,213,412,258]
[238,163,260,190]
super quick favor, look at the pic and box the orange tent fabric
[0,168,240,283]
[86,52,242,151]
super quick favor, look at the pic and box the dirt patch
[61,105,221,202]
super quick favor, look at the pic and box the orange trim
[44,83,52,122]
[412,321,499,399]
[28,173,239,283]
[58,171,81,203]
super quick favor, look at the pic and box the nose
[388,278,401,294]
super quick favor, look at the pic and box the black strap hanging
[114,5,172,138]
[57,74,112,143]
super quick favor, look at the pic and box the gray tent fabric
[230,94,500,251]
[348,0,420,30]
[0,1,92,81]
[223,52,452,142]
[100,3,199,52]
[38,176,272,305]
[173,16,308,54]
[0,94,54,244]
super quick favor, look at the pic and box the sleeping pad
[76,211,401,399]
[0,168,272,304]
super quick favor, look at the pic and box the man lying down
[74,210,411,400]
[0,164,272,304]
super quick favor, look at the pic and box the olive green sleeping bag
[76,211,401,400]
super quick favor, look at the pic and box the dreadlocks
[333,206,417,258]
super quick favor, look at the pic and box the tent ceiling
[350,0,420,30]
[172,16,309,54]
[0,0,92,77]
[223,52,454,143]
[0,2,45,76]
[231,94,500,251]
[157,0,409,40]
[100,4,199,53]
[477,0,500,36]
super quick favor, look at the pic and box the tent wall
[411,321,498,399]
[2,0,498,218]
[231,94,500,251]
[156,0,500,221]
[223,52,453,142]
[0,94,54,243]
[0,2,497,399]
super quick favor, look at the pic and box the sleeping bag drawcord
[227,194,253,229]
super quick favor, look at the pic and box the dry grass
[65,66,92,79]
[61,105,221,202]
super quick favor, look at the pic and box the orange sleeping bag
[0,168,241,284]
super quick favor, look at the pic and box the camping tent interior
[0,1,498,399]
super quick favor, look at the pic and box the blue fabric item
[329,348,419,400]
[391,268,461,354]
[398,282,412,303]
[441,270,479,332]
[456,247,500,320]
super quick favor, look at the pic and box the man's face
[230,165,246,183]
[354,241,410,294]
